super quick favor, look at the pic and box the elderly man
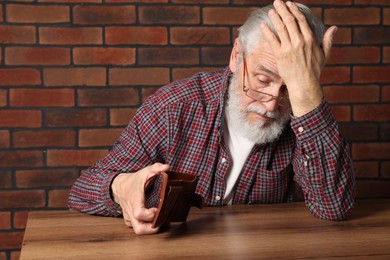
[68,0,355,235]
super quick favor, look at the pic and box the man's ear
[229,38,241,72]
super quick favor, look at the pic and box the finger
[322,26,337,61]
[131,220,160,235]
[267,8,291,45]
[132,206,158,222]
[273,0,301,44]
[143,163,170,178]
[261,22,281,51]
[286,1,314,42]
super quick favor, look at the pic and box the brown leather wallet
[144,171,203,228]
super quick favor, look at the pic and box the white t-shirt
[223,110,256,204]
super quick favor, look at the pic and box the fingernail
[274,0,281,7]
[286,1,292,6]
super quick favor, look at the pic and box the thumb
[143,163,170,179]
[322,25,337,61]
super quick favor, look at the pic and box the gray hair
[238,3,326,55]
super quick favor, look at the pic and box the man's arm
[261,0,355,219]
[68,102,169,233]
[291,100,356,220]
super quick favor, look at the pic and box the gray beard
[225,72,291,144]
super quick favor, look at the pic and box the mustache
[245,103,280,119]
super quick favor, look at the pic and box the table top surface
[20,199,390,259]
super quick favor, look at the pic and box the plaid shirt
[68,68,356,221]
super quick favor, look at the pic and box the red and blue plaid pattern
[68,68,355,221]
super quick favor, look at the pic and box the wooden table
[20,199,390,259]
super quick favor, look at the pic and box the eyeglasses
[242,56,288,104]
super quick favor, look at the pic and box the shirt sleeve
[68,103,167,216]
[290,99,356,221]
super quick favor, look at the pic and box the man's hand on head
[111,163,170,235]
[261,0,337,117]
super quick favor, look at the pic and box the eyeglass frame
[242,54,288,104]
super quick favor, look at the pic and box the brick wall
[0,0,389,259]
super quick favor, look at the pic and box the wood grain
[20,199,390,259]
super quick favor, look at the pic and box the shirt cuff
[290,99,336,142]
[102,171,123,216]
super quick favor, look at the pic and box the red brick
[381,123,390,140]
[139,6,200,24]
[324,8,380,25]
[355,0,390,5]
[0,190,45,208]
[0,212,11,230]
[5,47,70,65]
[354,104,390,121]
[0,110,41,128]
[13,211,29,229]
[106,0,167,2]
[106,27,167,45]
[332,28,351,45]
[0,170,12,189]
[48,189,70,208]
[384,47,390,63]
[354,66,390,83]
[0,89,6,107]
[201,47,231,65]
[382,85,390,102]
[0,69,40,86]
[203,7,252,25]
[0,151,43,168]
[79,129,122,147]
[233,0,273,4]
[320,67,350,85]
[327,47,380,65]
[7,4,69,23]
[385,8,390,25]
[109,108,137,126]
[353,161,378,178]
[382,161,390,178]
[43,68,106,87]
[73,5,135,25]
[329,105,350,122]
[40,27,102,44]
[16,169,79,188]
[323,85,379,103]
[354,27,390,45]
[0,130,10,148]
[356,180,390,199]
[142,87,160,103]
[10,88,74,107]
[0,25,35,44]
[39,0,101,2]
[171,27,230,45]
[139,47,198,65]
[47,149,108,166]
[13,130,76,148]
[45,109,107,127]
[172,67,221,81]
[352,143,390,160]
[339,123,378,141]
[109,68,170,86]
[0,5,2,22]
[0,232,24,250]
[78,88,139,107]
[73,47,135,65]
[174,0,226,2]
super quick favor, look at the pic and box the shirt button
[215,195,221,201]
[298,126,304,133]
[221,158,227,164]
